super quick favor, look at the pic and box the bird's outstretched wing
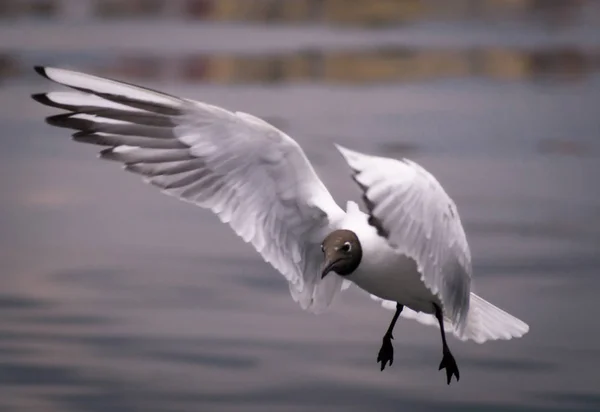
[32,66,347,313]
[336,145,472,332]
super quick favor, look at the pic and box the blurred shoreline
[2,0,598,26]
[2,0,600,85]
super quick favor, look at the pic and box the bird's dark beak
[321,257,339,279]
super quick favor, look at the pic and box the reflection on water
[2,1,600,411]
[3,46,599,85]
[1,0,595,26]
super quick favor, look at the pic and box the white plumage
[33,66,528,350]
[336,146,472,331]
[34,66,347,314]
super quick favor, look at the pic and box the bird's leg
[377,303,403,371]
[434,304,460,384]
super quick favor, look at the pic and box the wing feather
[33,66,347,313]
[336,145,472,331]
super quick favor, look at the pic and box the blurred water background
[1,0,600,411]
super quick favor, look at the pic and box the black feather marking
[95,93,183,116]
[33,66,49,79]
[46,113,94,130]
[32,92,183,118]
[33,65,183,107]
[125,159,205,176]
[45,113,175,138]
[33,92,100,113]
[350,171,390,239]
[100,148,194,164]
[74,109,176,127]
[73,132,186,149]
[103,123,175,138]
[32,93,87,112]
[72,133,112,147]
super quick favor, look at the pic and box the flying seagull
[32,66,529,385]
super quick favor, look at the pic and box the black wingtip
[34,66,49,79]
[45,113,72,127]
[45,113,92,132]
[99,147,122,162]
[31,93,52,105]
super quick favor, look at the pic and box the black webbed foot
[438,349,460,385]
[377,303,403,372]
[377,333,394,371]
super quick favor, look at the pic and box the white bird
[32,66,529,385]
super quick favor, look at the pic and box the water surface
[1,2,600,411]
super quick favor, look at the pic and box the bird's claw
[377,333,394,371]
[438,349,460,385]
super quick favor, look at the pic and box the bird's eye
[320,244,324,252]
[341,242,351,253]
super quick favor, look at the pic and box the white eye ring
[341,241,351,252]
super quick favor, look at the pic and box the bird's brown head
[320,229,362,279]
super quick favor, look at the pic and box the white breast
[342,209,439,314]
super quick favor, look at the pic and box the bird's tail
[392,293,529,343]
[458,293,529,343]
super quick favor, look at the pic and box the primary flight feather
[32,66,529,385]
